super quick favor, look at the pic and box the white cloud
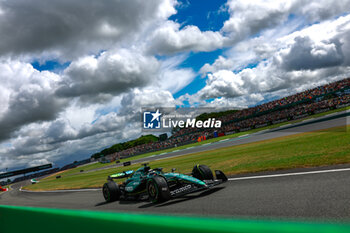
[207,94,265,109]
[0,86,178,170]
[146,21,229,55]
[120,88,176,116]
[223,0,292,40]
[193,13,350,108]
[0,60,66,142]
[222,0,350,43]
[157,54,196,93]
[198,70,246,99]
[56,49,160,103]
[0,0,178,60]
[62,101,100,130]
[278,36,344,71]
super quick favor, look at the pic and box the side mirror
[171,168,176,172]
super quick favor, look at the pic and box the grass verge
[24,125,350,191]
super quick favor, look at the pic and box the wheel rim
[148,182,157,199]
[103,185,110,201]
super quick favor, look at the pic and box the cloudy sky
[1,0,350,171]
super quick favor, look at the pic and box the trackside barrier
[0,205,350,233]
[123,161,131,166]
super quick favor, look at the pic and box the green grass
[71,106,350,174]
[24,125,350,191]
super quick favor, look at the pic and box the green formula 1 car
[102,163,227,203]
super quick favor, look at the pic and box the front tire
[147,176,171,203]
[192,164,214,181]
[103,181,120,202]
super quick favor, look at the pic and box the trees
[90,134,158,159]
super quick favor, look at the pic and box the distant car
[102,163,227,203]
[31,179,39,184]
[0,186,8,192]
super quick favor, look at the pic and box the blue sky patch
[170,0,229,31]
[173,49,227,98]
[31,60,70,73]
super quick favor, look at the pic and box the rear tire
[147,176,171,203]
[192,164,214,181]
[103,181,120,202]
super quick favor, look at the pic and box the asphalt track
[0,111,349,220]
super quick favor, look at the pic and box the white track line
[219,139,229,142]
[258,129,269,133]
[279,124,291,128]
[19,187,100,193]
[18,168,350,193]
[202,143,212,145]
[228,167,350,181]
[302,119,313,122]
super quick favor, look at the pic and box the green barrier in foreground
[0,205,350,233]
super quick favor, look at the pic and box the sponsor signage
[123,161,131,166]
[170,184,192,195]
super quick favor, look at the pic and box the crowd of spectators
[220,94,350,133]
[114,78,350,158]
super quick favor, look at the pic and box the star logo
[143,109,162,129]
[150,109,162,122]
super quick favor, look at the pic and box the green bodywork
[109,170,134,178]
[110,166,205,194]
[163,173,206,186]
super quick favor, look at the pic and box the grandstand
[109,77,350,159]
[12,168,60,183]
[8,159,91,185]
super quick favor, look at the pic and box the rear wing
[108,170,134,180]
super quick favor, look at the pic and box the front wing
[169,179,225,198]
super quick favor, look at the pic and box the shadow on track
[95,198,148,207]
[139,187,225,208]
[95,187,225,208]
[95,201,109,207]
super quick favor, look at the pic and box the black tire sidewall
[192,164,214,181]
[103,183,111,201]
[147,176,170,203]
[103,181,120,202]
